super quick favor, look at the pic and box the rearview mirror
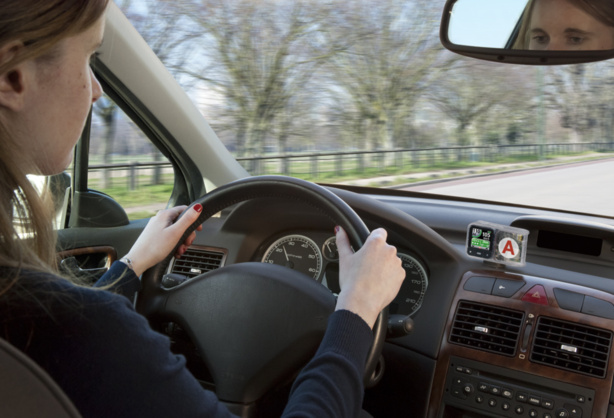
[440,0,614,65]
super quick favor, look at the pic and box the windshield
[107,0,614,218]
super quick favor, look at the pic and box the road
[400,159,614,218]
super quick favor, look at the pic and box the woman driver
[514,0,614,50]
[0,1,405,417]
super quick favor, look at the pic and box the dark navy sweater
[0,262,373,417]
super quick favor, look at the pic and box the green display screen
[469,226,493,251]
[471,237,491,250]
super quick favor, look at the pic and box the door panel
[56,219,149,278]
[58,246,117,283]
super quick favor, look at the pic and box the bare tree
[176,0,340,159]
[546,62,614,143]
[320,0,452,152]
[92,98,118,189]
[428,60,537,147]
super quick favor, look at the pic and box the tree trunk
[102,112,116,189]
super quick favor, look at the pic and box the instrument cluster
[260,231,429,317]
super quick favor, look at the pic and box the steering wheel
[137,176,387,409]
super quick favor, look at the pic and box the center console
[443,356,593,418]
[428,271,614,418]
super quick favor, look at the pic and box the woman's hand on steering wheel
[123,204,204,276]
[335,226,406,329]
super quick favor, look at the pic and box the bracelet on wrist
[120,256,134,271]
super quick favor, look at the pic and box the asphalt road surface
[401,159,614,218]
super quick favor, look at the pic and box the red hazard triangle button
[522,285,549,306]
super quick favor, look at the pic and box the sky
[447,0,527,48]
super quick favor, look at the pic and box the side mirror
[440,0,614,65]
[27,173,72,230]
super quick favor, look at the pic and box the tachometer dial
[392,253,428,317]
[261,235,323,281]
[322,236,339,261]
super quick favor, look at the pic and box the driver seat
[0,338,81,417]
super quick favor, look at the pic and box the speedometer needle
[283,245,289,261]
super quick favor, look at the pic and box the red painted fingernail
[193,204,203,213]
[334,226,340,233]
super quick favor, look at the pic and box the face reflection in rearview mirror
[447,0,614,51]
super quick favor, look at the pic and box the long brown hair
[513,0,614,49]
[0,0,109,287]
[573,0,614,26]
[513,0,537,49]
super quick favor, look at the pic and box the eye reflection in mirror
[514,0,614,50]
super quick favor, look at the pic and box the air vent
[449,301,524,356]
[170,247,226,278]
[531,317,612,378]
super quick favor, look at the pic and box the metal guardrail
[88,161,172,190]
[87,142,614,189]
[236,142,614,177]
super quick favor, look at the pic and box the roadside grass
[126,210,159,219]
[89,175,173,220]
[97,182,174,207]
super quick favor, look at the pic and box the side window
[89,96,174,220]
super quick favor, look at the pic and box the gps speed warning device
[467,225,495,259]
[466,221,529,267]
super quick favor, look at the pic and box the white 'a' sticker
[498,238,519,259]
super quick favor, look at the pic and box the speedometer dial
[261,235,323,281]
[392,253,428,317]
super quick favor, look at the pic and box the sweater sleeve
[282,309,374,418]
[93,260,141,301]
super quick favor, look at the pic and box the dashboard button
[553,288,584,312]
[522,285,549,306]
[455,366,473,374]
[565,404,582,418]
[502,389,513,399]
[464,276,495,295]
[451,388,464,399]
[492,279,525,298]
[582,296,614,320]
[542,399,554,410]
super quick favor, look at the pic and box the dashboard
[162,187,614,418]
